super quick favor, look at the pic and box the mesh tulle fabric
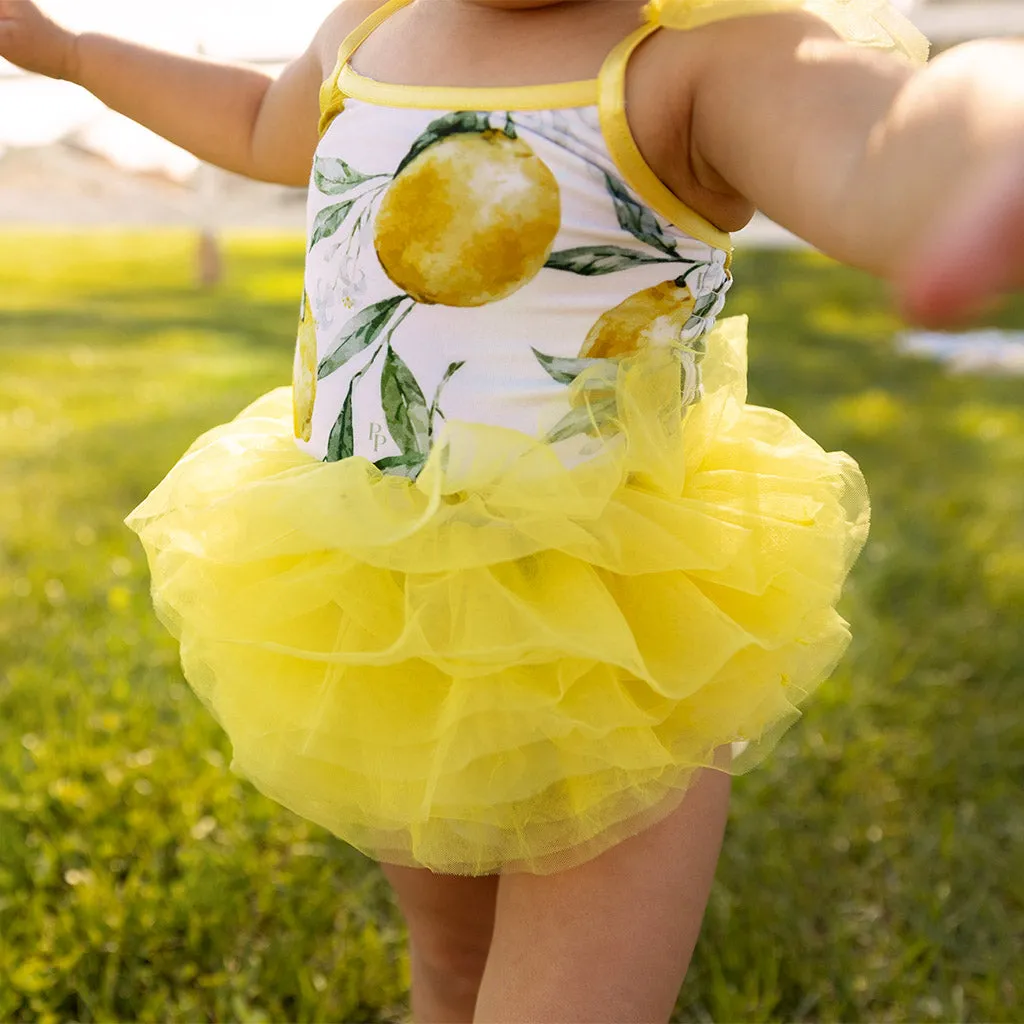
[126,317,869,875]
[643,0,930,64]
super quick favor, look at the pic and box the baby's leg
[474,769,731,1023]
[379,863,499,1023]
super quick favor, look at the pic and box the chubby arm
[674,12,1024,320]
[0,1,362,186]
[65,37,322,185]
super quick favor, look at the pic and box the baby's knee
[410,929,492,988]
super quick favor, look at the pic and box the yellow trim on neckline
[324,0,598,114]
[338,65,599,112]
[597,23,733,256]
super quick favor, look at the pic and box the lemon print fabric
[375,117,561,307]
[292,292,318,442]
[292,106,732,470]
[579,280,696,360]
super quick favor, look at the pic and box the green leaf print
[394,111,492,177]
[543,396,619,444]
[532,349,602,386]
[429,361,466,425]
[318,296,408,380]
[544,246,681,276]
[325,379,356,462]
[310,199,356,248]
[314,156,384,196]
[604,173,679,258]
[373,453,427,479]
[381,346,431,457]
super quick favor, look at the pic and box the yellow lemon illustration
[374,130,560,307]
[579,279,696,359]
[292,291,317,441]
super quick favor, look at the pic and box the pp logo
[368,423,389,453]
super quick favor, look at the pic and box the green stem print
[375,353,466,478]
[514,116,616,184]
[603,172,680,257]
[380,344,430,461]
[394,112,493,177]
[544,246,690,276]
[318,296,415,380]
[325,341,385,462]
[314,157,389,195]
[543,395,619,444]
[512,113,716,278]
[531,350,620,443]
[309,155,390,252]
[322,298,416,465]
[326,378,356,462]
[428,361,467,426]
[321,292,464,475]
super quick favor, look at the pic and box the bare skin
[379,863,499,1023]
[382,768,730,1024]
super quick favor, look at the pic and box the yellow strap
[335,67,597,112]
[597,23,734,257]
[319,0,416,136]
[337,0,416,67]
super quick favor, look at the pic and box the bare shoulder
[624,10,868,234]
[309,0,390,80]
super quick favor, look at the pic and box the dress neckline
[335,0,602,111]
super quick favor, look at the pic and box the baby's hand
[0,0,77,81]
[901,140,1024,327]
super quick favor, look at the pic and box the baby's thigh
[476,768,732,1023]
[379,862,499,975]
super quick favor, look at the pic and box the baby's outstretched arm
[0,0,341,186]
[675,11,1024,324]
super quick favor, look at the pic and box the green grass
[1,231,1022,1022]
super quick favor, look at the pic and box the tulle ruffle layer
[126,316,869,875]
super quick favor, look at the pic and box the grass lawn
[1,231,1022,1023]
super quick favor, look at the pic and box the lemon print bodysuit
[126,0,929,875]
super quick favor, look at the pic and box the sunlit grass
[1,231,1022,1022]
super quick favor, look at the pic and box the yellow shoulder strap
[598,23,734,256]
[319,0,415,136]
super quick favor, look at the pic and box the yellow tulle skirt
[126,316,869,875]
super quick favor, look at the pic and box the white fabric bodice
[293,101,731,472]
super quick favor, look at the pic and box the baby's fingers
[899,144,1024,327]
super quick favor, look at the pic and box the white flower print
[313,274,344,329]
[339,255,367,302]
[316,251,368,323]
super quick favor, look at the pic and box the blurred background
[3,0,1022,239]
[2,2,1023,1022]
